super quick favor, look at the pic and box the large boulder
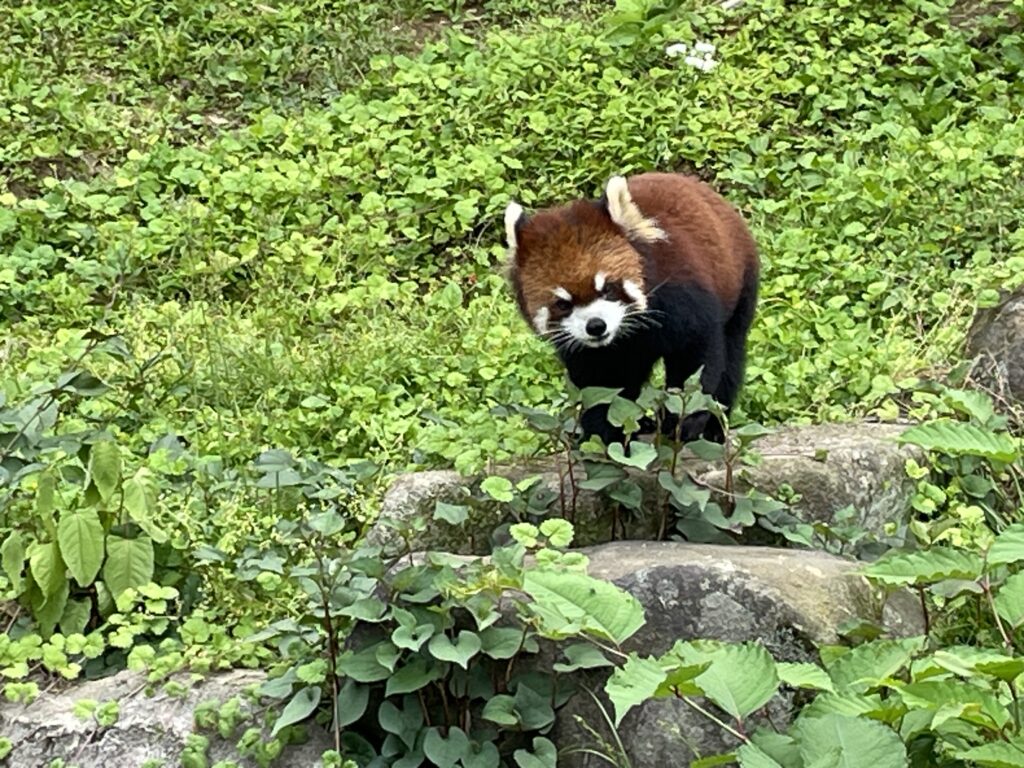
[0,669,333,768]
[967,286,1024,406]
[370,422,921,555]
[552,541,925,766]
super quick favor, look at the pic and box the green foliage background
[4,0,1022,476]
[3,0,1024,764]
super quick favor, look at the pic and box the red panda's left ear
[605,176,666,243]
[504,201,527,254]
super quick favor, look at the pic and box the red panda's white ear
[605,176,666,243]
[504,201,525,251]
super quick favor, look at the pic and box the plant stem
[984,574,1022,732]
[677,693,748,744]
[916,586,931,638]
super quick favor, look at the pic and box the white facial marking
[532,307,550,333]
[553,286,572,301]
[605,175,667,243]
[623,279,647,310]
[504,201,524,250]
[594,272,606,292]
[562,298,628,348]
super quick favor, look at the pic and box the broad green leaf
[794,713,906,768]
[513,682,555,730]
[480,476,514,502]
[608,395,644,429]
[943,388,996,425]
[427,631,481,669]
[929,646,1024,681]
[605,654,666,726]
[379,699,424,750]
[898,418,1018,463]
[824,639,921,692]
[36,472,56,536]
[1,530,25,592]
[270,685,321,737]
[777,662,835,692]
[59,598,91,635]
[674,640,779,721]
[88,439,122,502]
[433,501,468,525]
[513,736,556,768]
[29,540,66,597]
[481,694,518,726]
[580,386,621,409]
[522,569,644,644]
[862,548,982,586]
[553,643,613,673]
[607,441,657,470]
[423,726,469,768]
[956,742,1024,767]
[296,659,327,684]
[995,572,1024,628]
[692,756,738,768]
[33,579,69,636]
[736,743,786,768]
[749,731,801,767]
[122,468,168,543]
[464,743,500,768]
[334,678,369,729]
[538,518,573,548]
[102,535,154,597]
[393,621,435,652]
[798,692,886,721]
[338,642,393,682]
[385,657,443,696]
[988,523,1024,566]
[897,679,1009,731]
[479,627,525,659]
[57,510,104,587]
[655,662,709,697]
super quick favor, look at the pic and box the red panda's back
[626,173,758,312]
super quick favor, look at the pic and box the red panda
[505,172,759,444]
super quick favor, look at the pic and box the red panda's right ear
[504,201,527,256]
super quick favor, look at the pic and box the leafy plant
[895,385,1023,549]
[233,506,643,766]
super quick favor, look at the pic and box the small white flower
[684,55,717,72]
[694,41,717,54]
[665,43,688,58]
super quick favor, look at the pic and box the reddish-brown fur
[625,173,759,309]
[510,172,758,319]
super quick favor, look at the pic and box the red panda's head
[505,176,666,350]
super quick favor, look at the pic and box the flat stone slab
[0,669,332,768]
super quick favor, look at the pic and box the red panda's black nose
[586,318,607,337]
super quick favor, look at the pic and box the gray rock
[552,541,925,766]
[698,422,920,550]
[371,422,921,555]
[0,669,333,768]
[967,286,1024,407]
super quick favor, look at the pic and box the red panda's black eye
[554,298,573,312]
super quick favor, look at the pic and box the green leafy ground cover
[3,0,1024,765]
[4,0,1022,475]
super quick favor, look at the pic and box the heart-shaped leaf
[607,441,657,470]
[428,630,482,669]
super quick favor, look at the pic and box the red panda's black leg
[562,347,657,447]
[664,327,727,443]
[655,285,730,443]
[716,264,759,417]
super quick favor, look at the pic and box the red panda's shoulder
[624,173,758,310]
